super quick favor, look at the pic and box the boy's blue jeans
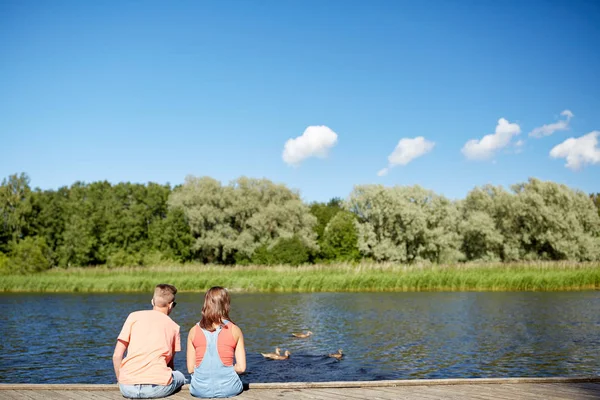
[119,371,186,399]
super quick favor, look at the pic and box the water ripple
[1,291,599,383]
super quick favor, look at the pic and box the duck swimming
[262,347,281,357]
[292,330,313,338]
[261,349,291,360]
[329,349,343,359]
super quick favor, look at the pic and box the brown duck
[329,349,343,359]
[292,330,313,338]
[261,349,291,360]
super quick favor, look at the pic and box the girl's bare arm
[186,326,197,374]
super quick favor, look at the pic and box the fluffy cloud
[282,125,338,166]
[550,131,600,170]
[514,139,525,154]
[529,110,574,138]
[461,118,521,160]
[377,136,435,176]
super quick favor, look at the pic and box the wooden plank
[238,388,287,400]
[54,391,118,400]
[2,380,600,400]
[375,385,461,400]
[356,387,430,400]
[9,391,42,400]
[242,376,600,389]
[315,387,395,400]
[418,386,481,400]
[75,390,122,400]
[0,392,30,400]
[3,377,600,391]
[237,389,270,400]
[358,386,441,400]
[418,384,513,400]
[8,391,48,400]
[250,388,325,400]
[476,383,582,400]
[518,383,600,399]
[288,388,343,400]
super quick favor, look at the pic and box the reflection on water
[0,291,599,383]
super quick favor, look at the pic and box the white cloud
[514,139,525,154]
[282,125,338,166]
[377,168,389,177]
[377,136,435,176]
[561,109,574,119]
[529,109,574,138]
[550,131,600,170]
[461,118,521,160]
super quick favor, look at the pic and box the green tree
[511,179,600,261]
[591,193,600,217]
[28,187,68,266]
[169,176,317,264]
[0,251,9,274]
[320,210,360,262]
[250,236,311,266]
[461,180,600,262]
[7,236,52,273]
[348,185,462,263]
[309,197,343,240]
[0,173,33,252]
[148,207,194,262]
[59,181,105,266]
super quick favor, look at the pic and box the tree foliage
[5,236,52,274]
[460,179,600,261]
[0,172,598,272]
[309,197,343,240]
[169,176,317,263]
[591,193,600,217]
[348,185,462,263]
[0,173,33,252]
[320,210,361,262]
[249,236,311,266]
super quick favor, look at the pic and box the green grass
[1,262,599,293]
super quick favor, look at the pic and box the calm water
[0,292,599,384]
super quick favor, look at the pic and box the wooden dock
[1,377,600,399]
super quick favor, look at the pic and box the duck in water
[291,330,313,338]
[261,349,291,360]
[329,349,343,359]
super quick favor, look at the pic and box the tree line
[1,173,599,273]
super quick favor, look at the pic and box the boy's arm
[112,340,128,382]
[168,326,181,371]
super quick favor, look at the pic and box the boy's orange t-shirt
[117,310,181,385]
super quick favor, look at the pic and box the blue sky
[1,0,599,202]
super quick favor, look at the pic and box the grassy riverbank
[1,262,599,293]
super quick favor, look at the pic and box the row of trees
[1,173,599,273]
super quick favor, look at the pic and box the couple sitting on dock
[112,284,245,399]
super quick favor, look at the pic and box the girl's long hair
[199,286,233,332]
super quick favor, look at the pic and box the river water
[1,291,599,384]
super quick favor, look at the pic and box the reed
[0,262,598,293]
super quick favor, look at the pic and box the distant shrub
[250,236,311,266]
[8,237,52,274]
[142,250,173,267]
[0,251,9,274]
[321,211,360,262]
[107,250,144,268]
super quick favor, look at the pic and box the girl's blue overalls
[190,322,243,398]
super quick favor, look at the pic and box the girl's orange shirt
[191,322,237,367]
